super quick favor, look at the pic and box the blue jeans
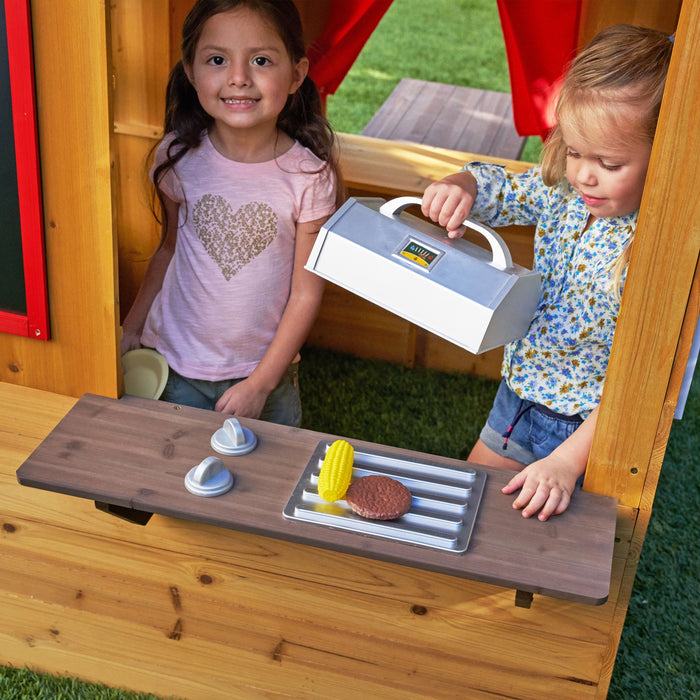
[479,380,584,465]
[160,362,302,427]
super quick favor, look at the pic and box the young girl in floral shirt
[421,25,673,520]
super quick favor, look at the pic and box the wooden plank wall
[0,0,120,398]
[111,0,170,326]
[579,0,682,47]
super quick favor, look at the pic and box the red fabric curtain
[306,1,394,96]
[497,0,581,140]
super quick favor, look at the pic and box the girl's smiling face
[561,111,652,219]
[185,6,307,150]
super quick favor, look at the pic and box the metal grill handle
[379,196,513,271]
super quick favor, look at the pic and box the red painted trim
[3,0,49,340]
[0,309,29,336]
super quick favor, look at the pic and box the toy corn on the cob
[317,439,354,502]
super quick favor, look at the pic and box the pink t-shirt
[141,133,336,380]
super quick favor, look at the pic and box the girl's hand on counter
[503,406,597,521]
[502,453,581,521]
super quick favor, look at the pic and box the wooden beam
[0,0,120,397]
[336,132,531,199]
[579,0,682,49]
[585,0,700,506]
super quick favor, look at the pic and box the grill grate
[283,441,487,553]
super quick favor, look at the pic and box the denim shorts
[480,380,584,465]
[160,362,302,427]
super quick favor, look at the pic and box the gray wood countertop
[16,393,617,605]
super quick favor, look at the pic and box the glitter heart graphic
[192,195,278,281]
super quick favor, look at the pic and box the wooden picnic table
[361,77,526,160]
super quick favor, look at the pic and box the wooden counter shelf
[16,392,617,607]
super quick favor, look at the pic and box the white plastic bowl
[122,348,169,399]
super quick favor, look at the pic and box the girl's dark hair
[152,0,343,230]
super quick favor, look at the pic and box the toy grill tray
[283,441,486,553]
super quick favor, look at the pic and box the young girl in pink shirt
[121,0,342,426]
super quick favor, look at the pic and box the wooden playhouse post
[583,0,700,678]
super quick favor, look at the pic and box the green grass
[3,0,694,696]
[299,347,497,458]
[0,666,166,700]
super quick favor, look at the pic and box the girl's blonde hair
[542,24,672,185]
[540,24,673,298]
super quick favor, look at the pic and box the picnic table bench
[361,77,527,160]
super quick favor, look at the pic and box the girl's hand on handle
[421,171,479,237]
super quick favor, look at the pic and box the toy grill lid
[305,196,541,354]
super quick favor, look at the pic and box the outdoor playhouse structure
[0,0,697,698]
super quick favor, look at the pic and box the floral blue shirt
[465,162,636,417]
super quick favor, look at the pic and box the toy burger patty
[345,475,412,520]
